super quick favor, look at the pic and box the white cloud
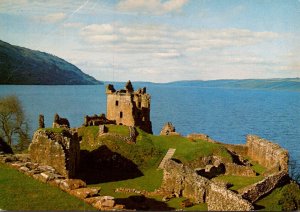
[63,22,83,28]
[41,12,66,23]
[155,50,181,58]
[72,23,290,82]
[80,23,279,53]
[117,0,188,15]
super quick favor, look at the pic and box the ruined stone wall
[29,129,80,178]
[84,114,116,126]
[240,171,289,203]
[161,160,253,211]
[207,183,253,211]
[160,159,210,203]
[246,135,289,172]
[225,163,256,177]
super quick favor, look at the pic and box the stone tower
[106,80,152,134]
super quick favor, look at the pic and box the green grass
[107,124,130,136]
[137,128,233,163]
[213,175,264,191]
[79,126,233,171]
[0,163,95,210]
[165,197,208,211]
[92,168,163,196]
[251,161,267,175]
[44,127,65,133]
[78,126,273,210]
[255,182,300,211]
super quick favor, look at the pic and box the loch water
[0,84,299,164]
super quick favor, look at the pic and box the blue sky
[0,0,299,82]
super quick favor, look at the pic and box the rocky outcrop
[246,135,289,173]
[240,171,289,203]
[28,129,80,178]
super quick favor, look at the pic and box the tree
[0,95,29,151]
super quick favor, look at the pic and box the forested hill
[0,40,101,85]
[166,78,300,92]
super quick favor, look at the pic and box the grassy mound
[79,125,232,169]
[77,125,235,197]
[0,163,94,210]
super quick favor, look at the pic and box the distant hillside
[166,78,300,92]
[0,40,101,85]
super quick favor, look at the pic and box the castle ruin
[106,81,152,134]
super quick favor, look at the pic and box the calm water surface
[0,84,299,163]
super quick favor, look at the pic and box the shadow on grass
[115,195,175,211]
[252,203,266,210]
[78,145,143,184]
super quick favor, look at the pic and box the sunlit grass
[0,163,95,210]
[213,175,264,191]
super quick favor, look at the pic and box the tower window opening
[120,111,123,118]
[116,101,119,106]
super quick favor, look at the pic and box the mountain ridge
[165,78,300,92]
[0,40,101,85]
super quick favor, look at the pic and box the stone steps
[158,148,176,169]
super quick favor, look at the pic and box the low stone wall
[225,163,256,177]
[29,129,80,178]
[161,159,253,211]
[186,133,216,143]
[240,171,289,203]
[246,135,289,172]
[207,183,253,211]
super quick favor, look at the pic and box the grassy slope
[0,163,95,210]
[255,183,300,211]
